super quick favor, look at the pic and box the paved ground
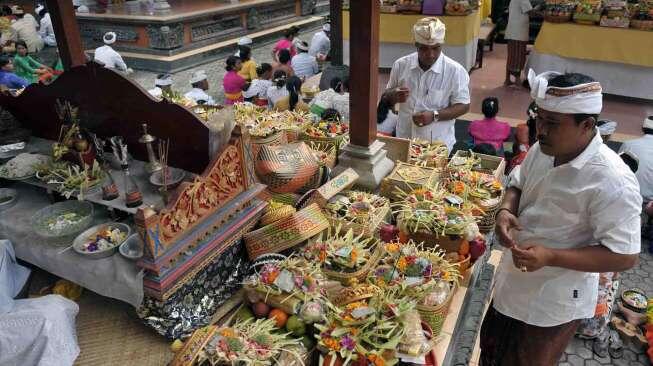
[560,238,652,366]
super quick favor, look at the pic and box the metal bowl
[119,233,144,260]
[31,201,94,246]
[0,188,17,211]
[73,222,131,260]
[149,167,185,188]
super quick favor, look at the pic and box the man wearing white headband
[184,70,216,106]
[291,39,318,80]
[481,71,642,365]
[234,36,252,58]
[148,73,173,99]
[619,116,653,239]
[309,23,331,61]
[382,17,470,151]
[94,32,131,73]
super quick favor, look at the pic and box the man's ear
[583,116,596,132]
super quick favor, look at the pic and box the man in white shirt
[309,23,330,61]
[383,17,470,152]
[619,116,653,203]
[148,73,173,99]
[94,32,131,72]
[11,7,44,54]
[619,116,653,240]
[184,70,216,106]
[480,71,641,365]
[291,40,319,80]
[37,8,56,47]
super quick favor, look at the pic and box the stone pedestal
[332,140,394,190]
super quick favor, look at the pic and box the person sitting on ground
[273,48,294,78]
[619,116,653,204]
[377,94,398,137]
[0,17,16,54]
[223,55,246,105]
[73,0,90,13]
[234,36,252,58]
[37,7,55,47]
[322,108,341,123]
[469,97,511,155]
[332,77,350,122]
[0,55,28,89]
[237,46,257,82]
[266,70,289,108]
[0,239,81,366]
[309,23,331,62]
[10,6,43,54]
[309,77,343,117]
[94,32,132,73]
[244,63,273,107]
[273,75,310,113]
[619,116,653,239]
[185,70,216,106]
[13,40,49,84]
[148,73,174,99]
[272,26,299,62]
[291,40,318,80]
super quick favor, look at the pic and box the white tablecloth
[527,50,653,100]
[0,184,144,307]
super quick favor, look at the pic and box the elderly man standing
[480,71,641,366]
[382,18,470,152]
[309,23,331,61]
[10,7,43,54]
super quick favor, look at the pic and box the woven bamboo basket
[284,127,301,143]
[250,130,287,160]
[308,141,337,169]
[244,203,329,260]
[475,190,504,233]
[416,282,457,337]
[322,245,384,285]
[326,201,390,238]
[401,229,466,254]
[631,19,653,30]
[448,151,506,180]
[380,162,443,202]
[299,132,348,153]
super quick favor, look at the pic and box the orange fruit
[458,240,470,256]
[398,231,409,244]
[268,308,288,328]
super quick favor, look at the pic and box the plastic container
[31,201,94,246]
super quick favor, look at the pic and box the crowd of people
[0,4,64,91]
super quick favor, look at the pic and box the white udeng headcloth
[527,69,603,115]
[413,17,446,46]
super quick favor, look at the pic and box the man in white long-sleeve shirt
[37,7,56,47]
[94,32,131,72]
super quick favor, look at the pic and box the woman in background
[273,76,310,112]
[272,49,294,78]
[222,56,246,105]
[13,40,48,84]
[244,63,273,107]
[468,97,511,155]
[237,46,257,82]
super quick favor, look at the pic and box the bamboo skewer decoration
[158,139,170,203]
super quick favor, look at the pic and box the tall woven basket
[250,130,287,160]
[416,282,457,337]
[322,245,384,285]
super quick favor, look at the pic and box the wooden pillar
[330,0,343,66]
[348,0,379,147]
[46,0,86,70]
